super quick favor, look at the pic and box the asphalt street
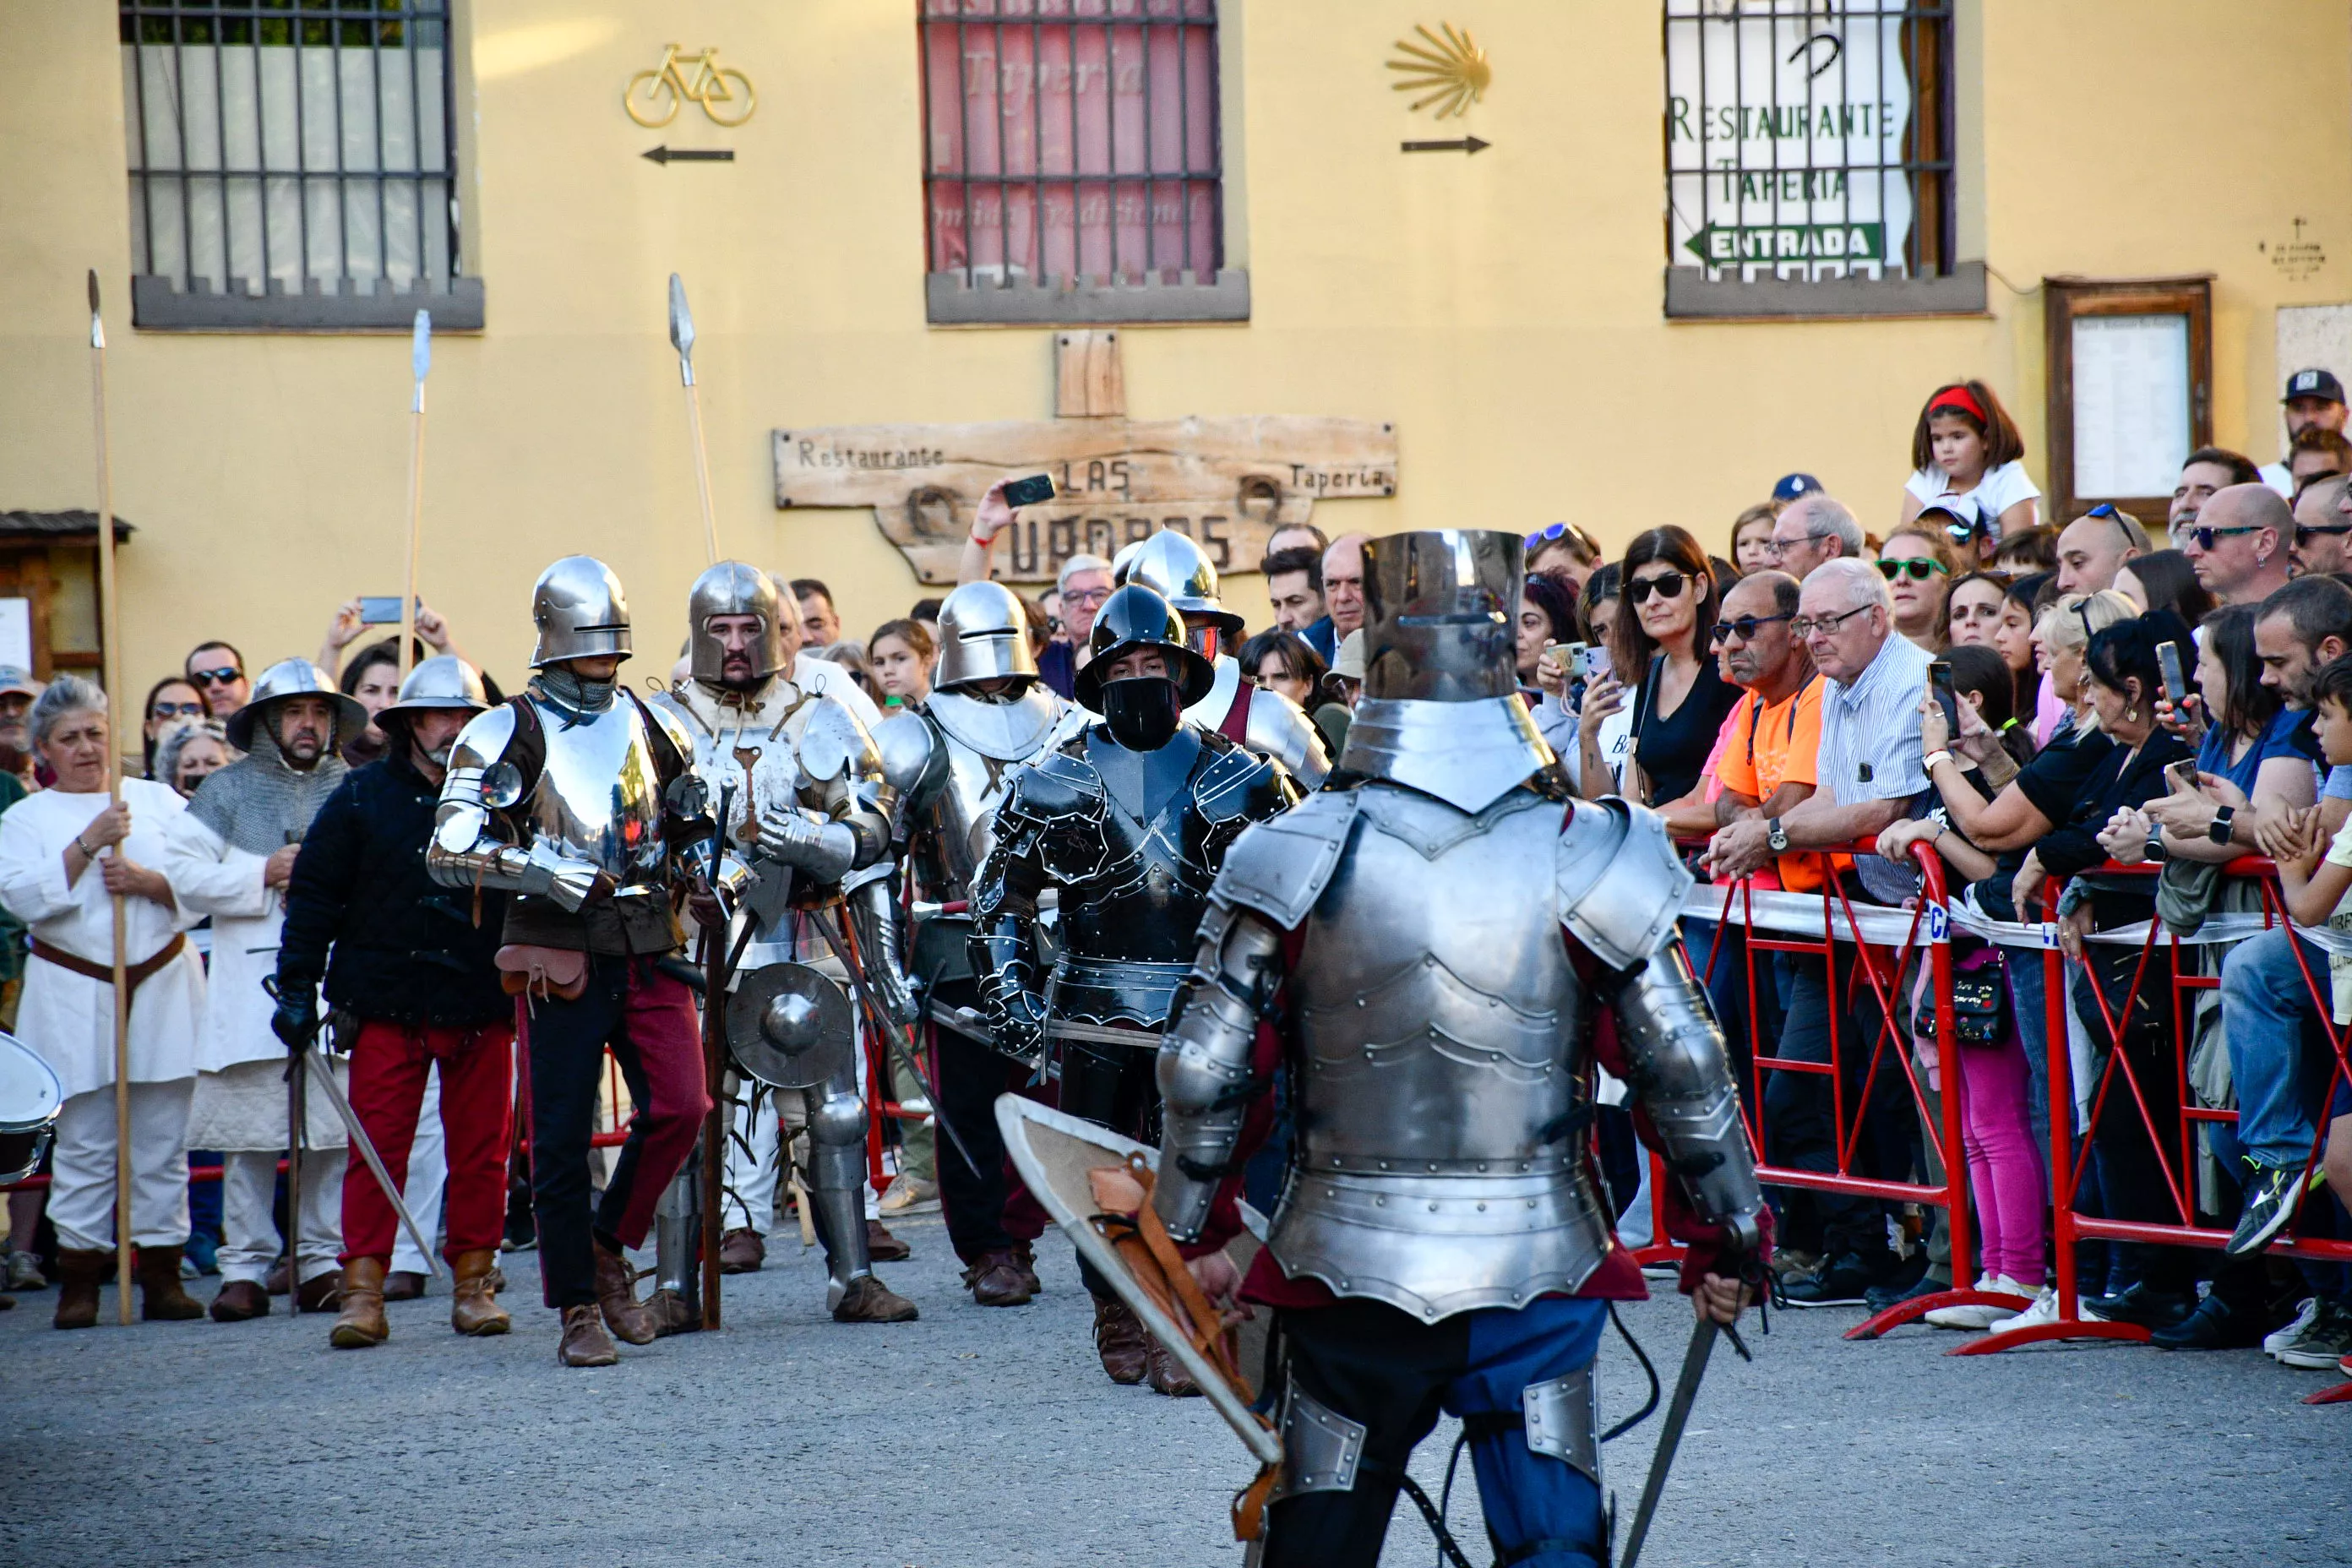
[1,1217,2341,1568]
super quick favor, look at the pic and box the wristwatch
[1767,817,1788,852]
[2208,805,2236,847]
[2144,830,2169,864]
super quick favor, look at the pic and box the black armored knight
[968,582,1298,1390]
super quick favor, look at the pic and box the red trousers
[339,1018,516,1268]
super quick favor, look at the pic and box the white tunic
[163,808,351,1152]
[0,780,205,1099]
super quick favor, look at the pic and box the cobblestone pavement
[1,1217,2341,1567]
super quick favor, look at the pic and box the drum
[0,1032,63,1186]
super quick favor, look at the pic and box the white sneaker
[2265,1297,2319,1359]
[878,1173,939,1216]
[1925,1273,2038,1331]
[1987,1286,2110,1336]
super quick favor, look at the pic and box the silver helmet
[1120,529,1244,640]
[377,655,491,724]
[1358,530,1522,703]
[224,658,371,751]
[934,580,1037,689]
[687,560,785,683]
[529,555,633,669]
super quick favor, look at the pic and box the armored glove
[755,805,857,882]
[269,981,318,1054]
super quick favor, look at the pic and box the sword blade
[1620,1315,1719,1568]
[305,1046,445,1281]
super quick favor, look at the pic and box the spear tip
[667,272,695,359]
[86,270,100,313]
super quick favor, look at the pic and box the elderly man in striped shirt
[1709,558,1932,1309]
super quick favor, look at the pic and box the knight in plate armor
[969,583,1298,1391]
[1116,530,1331,788]
[645,560,917,1327]
[869,580,1073,1309]
[1150,530,1768,1567]
[426,556,716,1368]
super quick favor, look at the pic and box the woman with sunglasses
[1593,527,1736,808]
[1901,378,2042,542]
[1877,521,1963,652]
[141,677,208,780]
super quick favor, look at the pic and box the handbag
[1917,972,2006,1046]
[496,944,590,1001]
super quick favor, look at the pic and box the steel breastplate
[1271,782,1611,1320]
[655,681,825,949]
[523,694,669,890]
[921,721,1020,892]
[1037,728,1226,1028]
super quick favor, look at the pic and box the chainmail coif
[185,717,349,856]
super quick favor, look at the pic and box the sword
[1620,1315,1721,1568]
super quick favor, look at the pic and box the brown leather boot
[449,1249,511,1337]
[831,1273,920,1323]
[295,1269,344,1313]
[53,1249,109,1331]
[210,1278,270,1322]
[1146,1332,1201,1398]
[865,1220,912,1262]
[329,1258,389,1349]
[134,1244,204,1321]
[1092,1294,1148,1385]
[556,1303,618,1367]
[643,1288,702,1337]
[960,1247,1036,1308]
[1010,1241,1042,1296]
[592,1242,656,1346]
[718,1228,765,1274]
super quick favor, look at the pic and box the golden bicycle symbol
[625,45,755,128]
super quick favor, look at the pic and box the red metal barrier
[1952,860,2352,1396]
[1684,840,2028,1336]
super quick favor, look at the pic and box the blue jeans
[2220,928,2333,1173]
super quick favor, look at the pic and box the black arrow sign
[1402,135,1489,155]
[643,146,735,165]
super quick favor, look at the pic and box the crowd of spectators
[8,371,2352,1386]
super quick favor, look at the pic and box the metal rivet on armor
[1477,1202,1487,1211]
[1428,1201,1439,1211]
[1378,1160,1389,1170]
[1374,1197,1386,1206]
[1426,1162,1436,1173]
[1527,1200,1538,1208]
[1425,1306,1437,1316]
[1477,1162,1489,1173]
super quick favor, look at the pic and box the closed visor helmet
[225,657,371,750]
[688,560,785,683]
[935,580,1038,689]
[1072,584,1217,710]
[1119,529,1245,640]
[1360,529,1523,703]
[378,655,491,724]
[530,555,633,669]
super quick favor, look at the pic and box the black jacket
[277,749,511,1026]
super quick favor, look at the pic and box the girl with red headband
[1901,378,2041,555]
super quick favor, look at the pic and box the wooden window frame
[2041,275,2214,531]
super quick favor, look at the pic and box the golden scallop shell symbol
[1387,23,1490,120]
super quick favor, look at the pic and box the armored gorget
[1272,782,1611,1320]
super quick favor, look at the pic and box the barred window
[120,2,481,330]
[1663,2,1976,318]
[920,0,1247,325]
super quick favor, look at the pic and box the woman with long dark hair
[1587,526,1736,808]
[1518,569,1582,756]
[2112,547,2215,628]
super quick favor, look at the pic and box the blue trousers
[1262,1295,1609,1568]
[2220,927,2336,1173]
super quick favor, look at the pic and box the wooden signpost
[773,332,1398,585]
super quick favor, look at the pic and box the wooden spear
[397,310,431,679]
[84,272,133,1325]
[667,275,721,566]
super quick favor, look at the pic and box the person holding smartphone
[1516,569,1581,757]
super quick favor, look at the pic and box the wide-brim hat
[378,655,492,726]
[224,658,370,750]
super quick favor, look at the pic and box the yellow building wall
[1,0,2346,693]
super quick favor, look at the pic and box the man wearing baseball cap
[2261,368,2347,497]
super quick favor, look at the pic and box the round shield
[726,962,854,1091]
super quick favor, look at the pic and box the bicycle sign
[625,45,755,129]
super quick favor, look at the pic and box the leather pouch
[497,944,589,1001]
